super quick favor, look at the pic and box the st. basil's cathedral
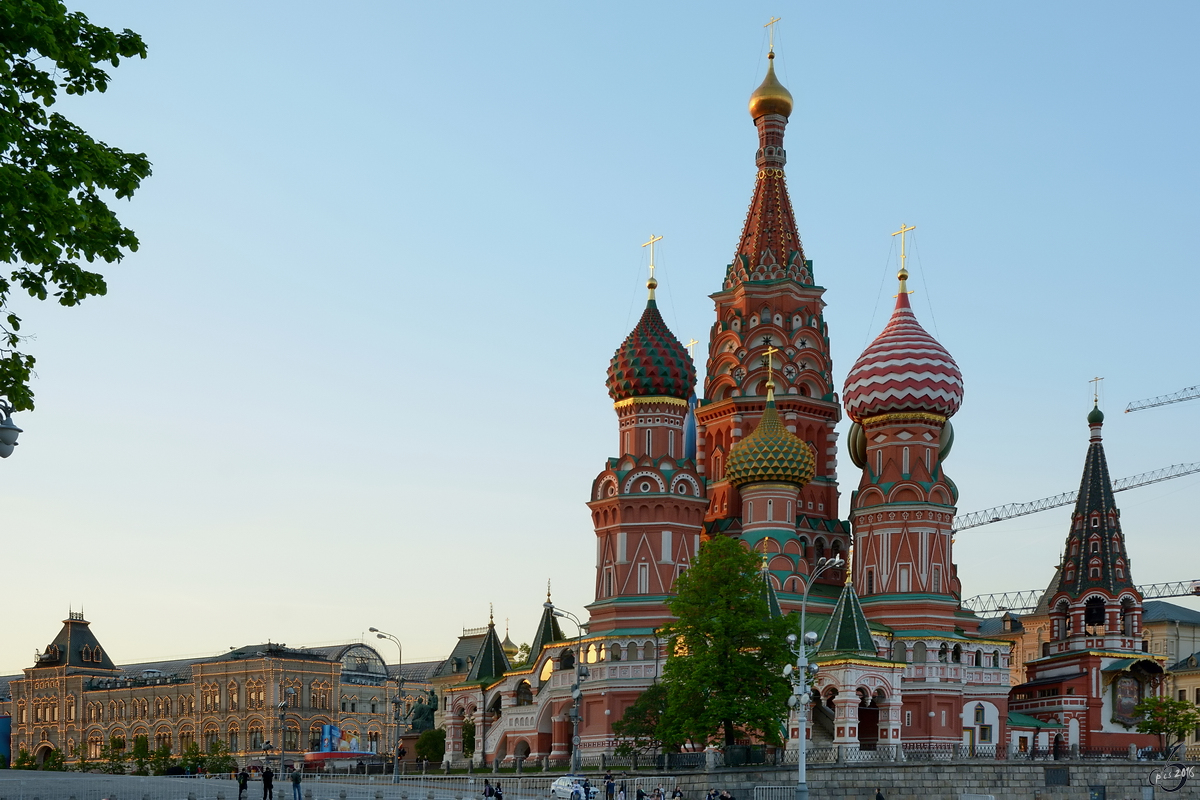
[425,46,1164,765]
[4,46,1166,771]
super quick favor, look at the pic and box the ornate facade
[431,47,1012,767]
[0,613,432,769]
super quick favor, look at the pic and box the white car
[551,777,600,800]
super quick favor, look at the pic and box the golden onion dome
[725,382,815,488]
[748,53,793,119]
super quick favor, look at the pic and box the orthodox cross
[891,223,916,294]
[1090,376,1104,404]
[641,234,663,280]
[764,16,781,52]
[762,344,781,383]
[686,338,699,358]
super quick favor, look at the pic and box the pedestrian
[485,779,495,799]
[876,790,885,800]
[672,789,682,800]
[618,782,626,800]
[262,766,274,800]
[291,769,302,800]
[606,775,615,800]
[237,768,250,800]
[496,782,504,800]
[636,787,646,800]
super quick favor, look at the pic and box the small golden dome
[748,53,793,119]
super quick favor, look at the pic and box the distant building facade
[0,613,434,768]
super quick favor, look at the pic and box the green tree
[203,740,237,775]
[461,716,475,759]
[12,746,35,769]
[414,728,446,763]
[0,0,151,410]
[658,536,792,749]
[69,741,92,772]
[1134,695,1200,753]
[0,753,8,768]
[41,748,66,771]
[129,734,150,775]
[148,742,174,775]
[99,735,126,774]
[179,741,203,774]
[612,681,668,756]
[510,643,532,669]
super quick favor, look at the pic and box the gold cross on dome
[764,17,781,52]
[891,223,916,295]
[1089,376,1104,404]
[686,338,699,358]
[762,344,781,382]
[641,234,663,280]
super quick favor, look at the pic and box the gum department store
[1,47,1177,768]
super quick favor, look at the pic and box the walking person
[496,781,504,800]
[876,790,885,800]
[237,768,250,800]
[484,779,495,799]
[291,769,302,800]
[262,766,274,800]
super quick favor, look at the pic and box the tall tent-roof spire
[724,46,810,290]
[1051,404,1138,601]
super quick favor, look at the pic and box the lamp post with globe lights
[368,627,405,781]
[0,401,22,458]
[785,554,845,800]
[544,600,588,773]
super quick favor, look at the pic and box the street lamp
[785,555,845,800]
[369,627,404,782]
[545,601,588,773]
[0,401,23,459]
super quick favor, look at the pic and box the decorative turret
[529,586,566,663]
[844,230,965,632]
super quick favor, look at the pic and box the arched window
[559,649,575,671]
[516,681,533,707]
[610,643,622,662]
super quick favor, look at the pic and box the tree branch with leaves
[0,0,150,410]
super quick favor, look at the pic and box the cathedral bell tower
[587,260,708,634]
[1045,405,1143,652]
[843,258,965,632]
[697,48,845,570]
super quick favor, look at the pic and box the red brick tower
[697,51,849,597]
[586,273,708,634]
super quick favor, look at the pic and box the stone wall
[665,761,1174,800]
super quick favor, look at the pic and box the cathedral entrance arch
[33,743,55,766]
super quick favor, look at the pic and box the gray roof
[1142,600,1200,625]
[390,660,442,684]
[434,634,487,679]
[1168,651,1200,672]
[0,674,16,701]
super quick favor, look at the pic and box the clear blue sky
[4,1,1198,674]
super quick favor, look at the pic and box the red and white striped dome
[843,287,963,423]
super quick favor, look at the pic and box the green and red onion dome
[606,283,697,403]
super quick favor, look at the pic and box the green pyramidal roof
[817,581,876,657]
[528,602,566,663]
[760,569,783,620]
[466,622,510,683]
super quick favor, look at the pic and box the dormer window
[1091,517,1099,528]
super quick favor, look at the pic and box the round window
[640,481,651,492]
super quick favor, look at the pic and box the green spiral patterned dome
[726,392,816,488]
[606,291,696,403]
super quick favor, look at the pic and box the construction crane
[963,579,1200,617]
[952,462,1200,532]
[1125,385,1200,413]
